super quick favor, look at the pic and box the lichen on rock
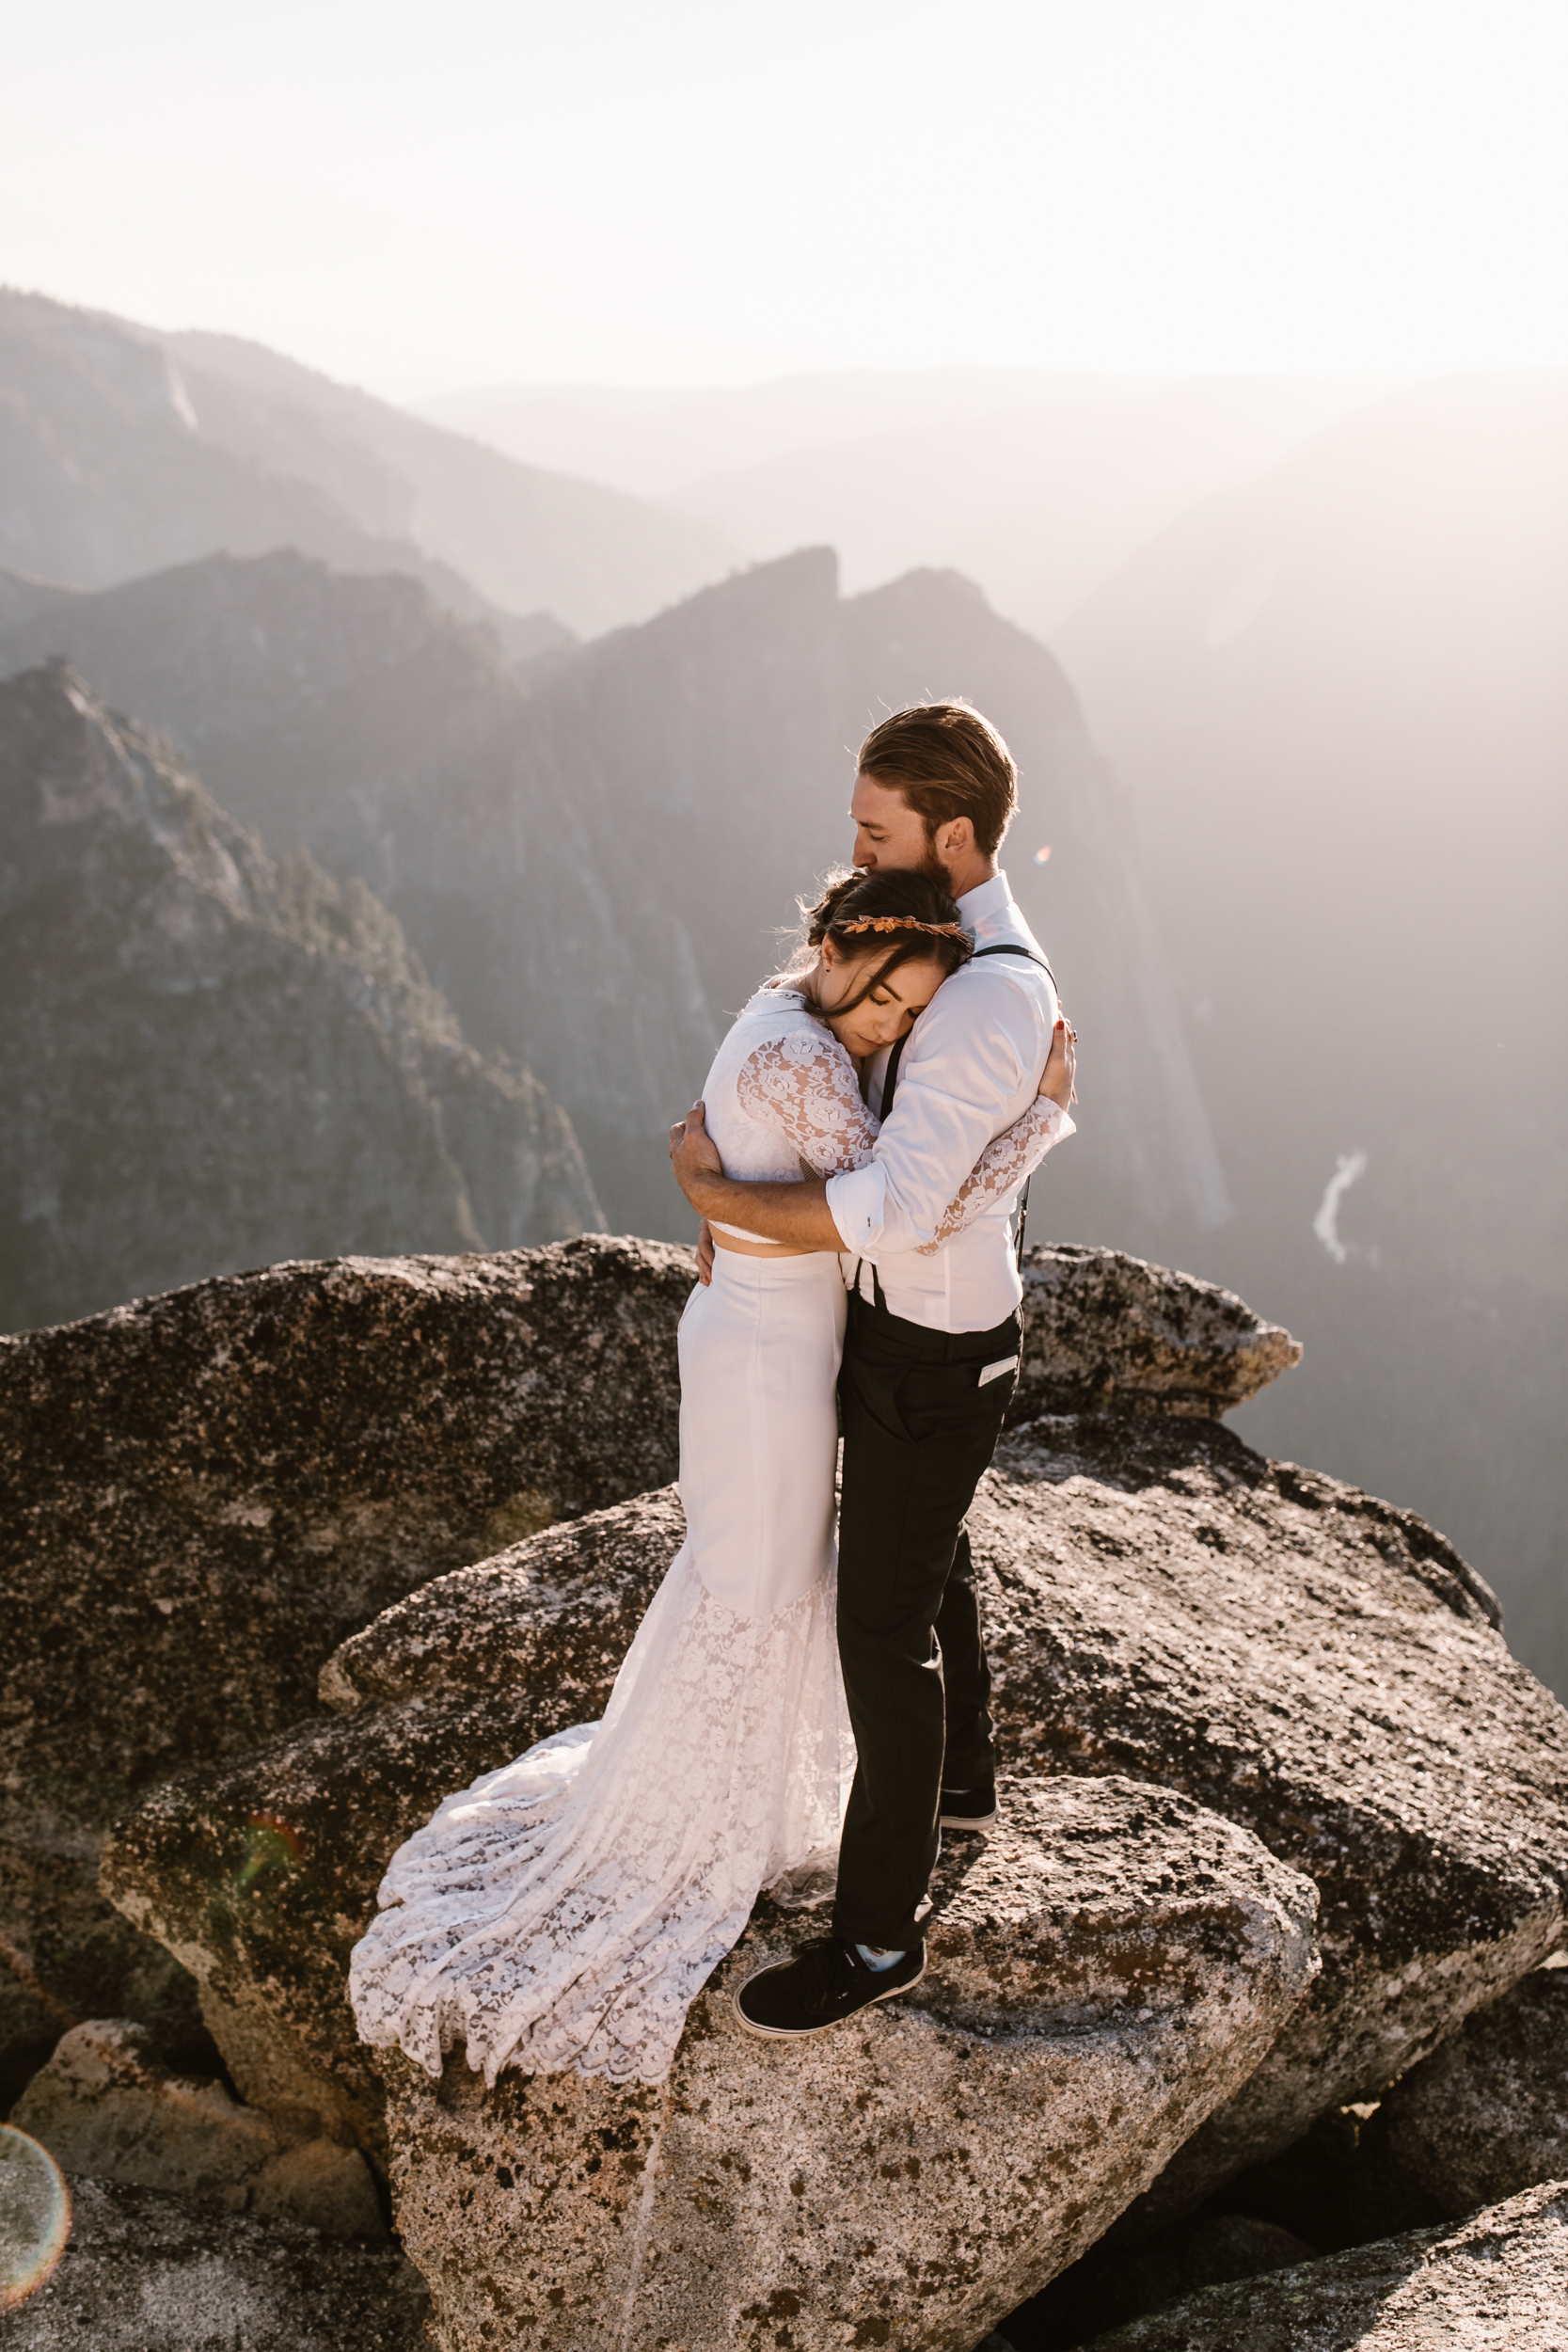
[1016,1244,1303,1418]
[377,1775,1318,2352]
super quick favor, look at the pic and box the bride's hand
[668,1101,725,1204]
[1038,1016,1078,1109]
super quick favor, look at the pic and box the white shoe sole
[733,1949,927,2040]
[939,1806,997,1831]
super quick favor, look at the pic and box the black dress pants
[831,1282,1020,1950]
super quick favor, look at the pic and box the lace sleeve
[735,1031,881,1176]
[917,1099,1076,1254]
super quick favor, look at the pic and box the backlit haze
[2,0,1565,1695]
[2,0,1565,391]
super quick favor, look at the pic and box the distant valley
[420,367,1385,638]
[1055,370,1568,1690]
[1,298,1562,1701]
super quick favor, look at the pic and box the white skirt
[348,1249,854,2087]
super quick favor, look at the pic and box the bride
[348,866,1076,2088]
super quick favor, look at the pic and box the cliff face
[0,549,527,880]
[1,546,1228,1244]
[0,663,599,1331]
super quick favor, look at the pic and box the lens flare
[0,2126,71,2311]
[236,1813,304,1893]
[1033,845,1052,865]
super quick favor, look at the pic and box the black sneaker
[939,1781,998,1831]
[734,1936,927,2039]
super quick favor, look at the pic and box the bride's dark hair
[781,868,971,1017]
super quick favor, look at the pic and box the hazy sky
[3,0,1565,396]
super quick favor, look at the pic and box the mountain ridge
[0,660,600,1331]
[0,288,736,639]
[2,543,1227,1246]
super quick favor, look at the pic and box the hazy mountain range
[0,288,735,639]
[1055,370,1568,1691]
[0,288,1561,1697]
[419,369,1386,637]
[0,545,1223,1248]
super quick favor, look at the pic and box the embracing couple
[349,700,1077,2088]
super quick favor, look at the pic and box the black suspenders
[860,938,1054,1297]
[972,939,1057,986]
[880,939,1053,1111]
[879,1028,909,1117]
[859,1032,909,1310]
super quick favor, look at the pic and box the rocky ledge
[104,1414,1565,2228]
[0,1236,691,2088]
[1016,1245,1301,1418]
[101,1430,1568,2349]
[970,1412,1559,2221]
[12,1234,1568,2348]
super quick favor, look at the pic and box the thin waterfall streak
[1313,1151,1369,1263]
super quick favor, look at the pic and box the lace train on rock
[348,1540,853,2087]
[349,985,1062,2091]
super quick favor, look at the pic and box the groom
[669,699,1066,2038]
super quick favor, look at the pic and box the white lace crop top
[699,985,1071,1249]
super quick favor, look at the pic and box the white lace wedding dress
[348,985,1072,2088]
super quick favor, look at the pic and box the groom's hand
[669,1101,725,1208]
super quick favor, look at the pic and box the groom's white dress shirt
[825,872,1060,1333]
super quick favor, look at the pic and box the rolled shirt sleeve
[826,1157,888,1252]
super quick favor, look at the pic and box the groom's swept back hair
[857,701,1019,857]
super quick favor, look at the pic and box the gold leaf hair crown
[836,914,969,942]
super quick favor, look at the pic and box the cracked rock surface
[2,1236,691,2082]
[10,2019,382,2239]
[1078,2178,1568,2350]
[1370,1965,1568,2217]
[0,2171,428,2350]
[973,1414,1568,2220]
[378,1775,1317,2352]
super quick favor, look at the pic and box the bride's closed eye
[869,990,928,1024]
